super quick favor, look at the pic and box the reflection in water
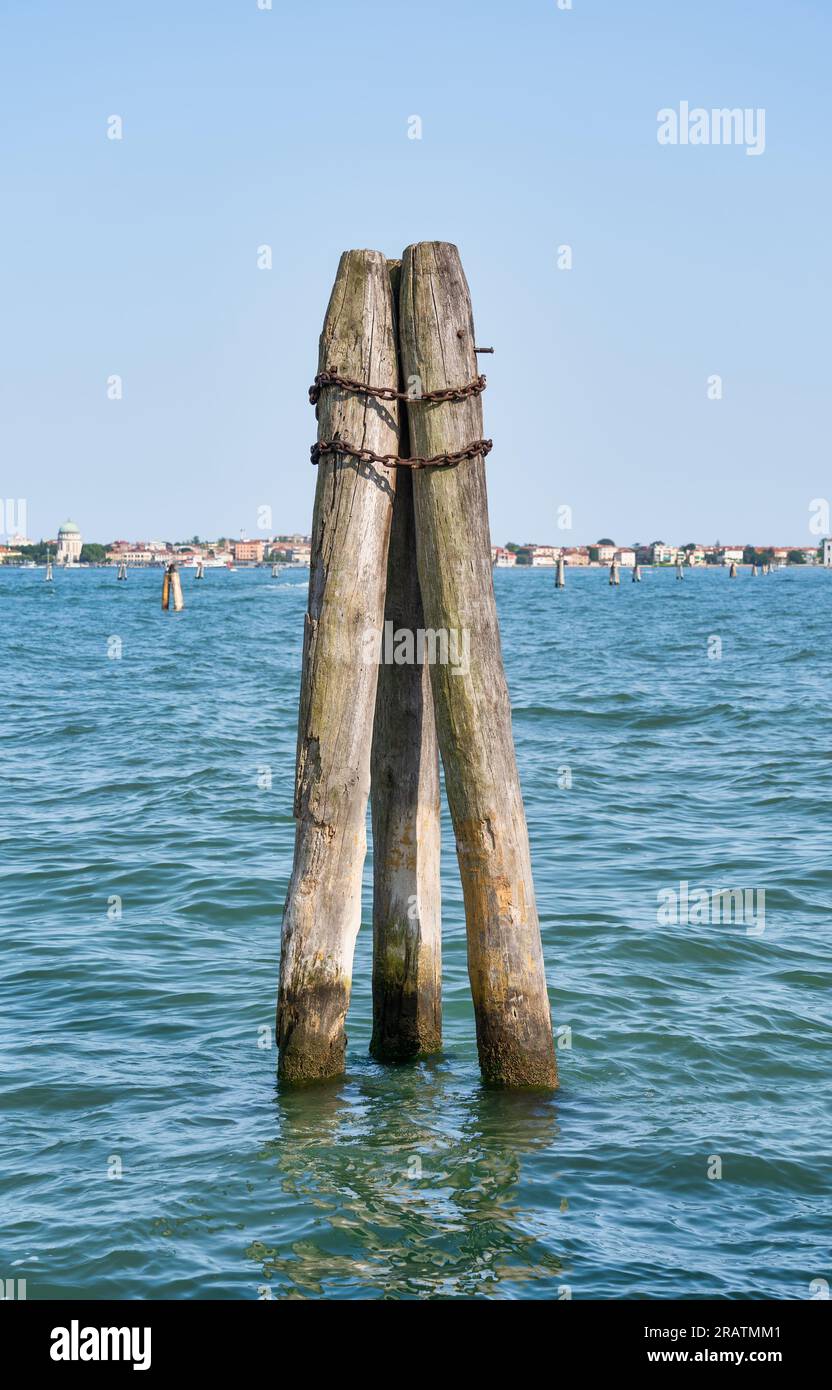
[247,1063,564,1298]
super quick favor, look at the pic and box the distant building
[615,548,636,567]
[491,547,517,567]
[234,539,266,564]
[56,520,82,564]
[516,544,558,566]
[716,546,744,565]
[562,547,589,566]
[650,544,677,565]
[287,545,312,565]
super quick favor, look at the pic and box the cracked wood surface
[399,241,557,1089]
[370,262,442,1061]
[277,249,399,1083]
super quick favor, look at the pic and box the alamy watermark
[657,880,765,935]
[362,622,470,676]
[657,102,766,157]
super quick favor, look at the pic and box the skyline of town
[1,519,830,569]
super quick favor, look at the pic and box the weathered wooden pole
[370,260,441,1063]
[370,465,442,1061]
[729,561,738,579]
[632,562,641,582]
[555,553,565,588]
[610,559,620,586]
[398,241,557,1089]
[163,562,184,610]
[676,560,684,580]
[277,249,399,1083]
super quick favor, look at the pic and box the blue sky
[1,0,829,545]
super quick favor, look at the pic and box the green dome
[58,521,80,534]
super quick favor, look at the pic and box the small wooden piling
[162,562,184,610]
[45,549,53,582]
[171,565,184,609]
[399,241,557,1089]
[271,563,278,578]
[751,563,757,576]
[370,465,442,1061]
[610,560,620,586]
[277,249,399,1084]
[729,561,738,579]
[370,260,441,1063]
[555,554,565,588]
[632,563,641,582]
[676,561,684,580]
[196,560,205,580]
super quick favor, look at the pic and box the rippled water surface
[2,564,830,1299]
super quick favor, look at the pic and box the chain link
[309,365,492,471]
[311,437,493,471]
[309,370,487,406]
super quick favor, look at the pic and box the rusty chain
[311,437,493,471]
[309,369,487,406]
[309,365,493,471]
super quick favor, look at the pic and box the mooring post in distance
[277,249,399,1083]
[370,259,441,1062]
[161,565,171,609]
[398,241,557,1089]
[170,565,184,611]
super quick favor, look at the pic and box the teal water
[1,564,830,1300]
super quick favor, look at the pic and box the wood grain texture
[370,261,441,1061]
[277,249,399,1083]
[399,241,558,1089]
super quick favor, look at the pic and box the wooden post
[170,567,183,611]
[555,554,565,588]
[398,241,557,1089]
[632,563,641,582]
[370,465,442,1061]
[370,259,441,1062]
[161,565,171,609]
[277,249,399,1083]
[610,560,620,586]
[729,561,738,579]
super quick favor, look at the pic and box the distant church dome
[56,519,83,563]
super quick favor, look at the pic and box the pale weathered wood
[370,266,441,1058]
[399,241,558,1089]
[277,249,399,1083]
